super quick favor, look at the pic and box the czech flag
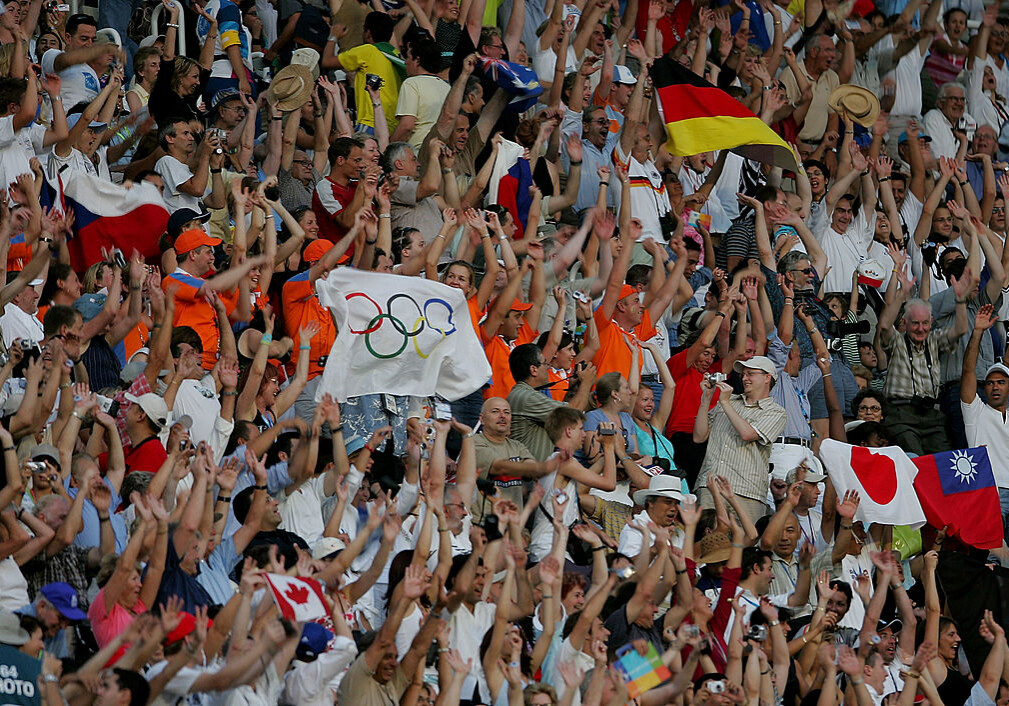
[41,164,168,271]
[650,58,797,171]
[488,138,533,240]
[912,447,1003,550]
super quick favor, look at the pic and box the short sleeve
[392,178,420,206]
[515,387,564,420]
[395,80,421,118]
[0,116,15,149]
[41,48,60,75]
[583,410,602,432]
[750,405,787,444]
[337,46,365,71]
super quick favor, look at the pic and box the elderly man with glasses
[923,82,975,160]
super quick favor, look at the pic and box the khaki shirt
[780,64,840,142]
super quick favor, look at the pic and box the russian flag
[41,164,169,271]
[912,447,1003,550]
[487,138,533,240]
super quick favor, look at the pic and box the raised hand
[835,490,860,519]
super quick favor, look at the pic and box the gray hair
[381,141,413,173]
[904,298,932,320]
[777,250,811,276]
[938,82,965,99]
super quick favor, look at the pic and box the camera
[483,513,502,541]
[825,319,870,339]
[110,248,127,269]
[476,477,497,496]
[709,681,726,694]
[598,427,617,436]
[18,339,33,352]
[365,73,384,91]
[610,565,636,579]
[26,461,46,473]
[264,185,280,201]
[705,372,726,385]
[553,488,568,504]
[0,353,8,368]
[573,290,590,303]
[96,394,116,415]
[684,624,701,638]
[746,625,768,642]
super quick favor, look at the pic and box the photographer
[693,356,786,522]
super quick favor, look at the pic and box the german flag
[650,58,797,171]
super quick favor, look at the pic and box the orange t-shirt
[281,271,337,381]
[163,270,239,369]
[591,308,657,382]
[547,367,570,401]
[481,319,538,400]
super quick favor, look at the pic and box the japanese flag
[265,574,329,622]
[818,439,926,528]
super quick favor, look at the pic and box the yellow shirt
[337,44,402,130]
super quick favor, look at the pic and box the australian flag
[912,447,1003,550]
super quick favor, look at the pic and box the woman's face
[141,56,160,83]
[634,387,654,420]
[443,264,473,293]
[553,342,575,371]
[692,587,713,619]
[505,623,523,653]
[562,584,585,613]
[933,207,954,238]
[857,395,883,422]
[260,371,280,404]
[874,211,891,239]
[299,210,320,239]
[121,569,142,607]
[993,198,1006,230]
[61,270,83,299]
[938,623,961,662]
[740,53,762,80]
[179,66,201,96]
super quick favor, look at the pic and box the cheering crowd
[4,0,1009,700]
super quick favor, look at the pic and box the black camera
[483,513,502,541]
[365,73,384,91]
[264,185,280,201]
[825,319,870,339]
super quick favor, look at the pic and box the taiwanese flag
[488,138,533,240]
[650,58,797,171]
[41,163,168,272]
[912,447,1003,550]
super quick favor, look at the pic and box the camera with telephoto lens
[365,73,384,91]
[825,319,871,343]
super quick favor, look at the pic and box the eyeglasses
[484,42,505,50]
[857,404,881,412]
[293,159,312,166]
[942,95,966,102]
[791,267,814,275]
[586,118,609,126]
[994,206,1006,214]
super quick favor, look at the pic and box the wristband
[261,333,273,344]
[676,568,688,574]
[210,168,222,174]
[98,515,109,522]
[379,213,391,219]
[42,674,59,684]
[840,522,852,529]
[167,22,179,27]
[221,389,238,396]
[600,181,609,186]
[332,424,344,434]
[715,311,726,318]
[51,96,62,102]
[253,484,268,491]
[822,372,832,378]
[300,345,311,351]
[861,170,870,176]
[769,620,780,626]
[272,116,284,121]
[959,180,968,187]
[441,168,453,174]
[364,237,378,245]
[364,443,375,453]
[570,160,583,165]
[878,176,891,182]
[592,545,607,552]
[2,447,13,452]
[216,495,231,503]
[850,677,864,685]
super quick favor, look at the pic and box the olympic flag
[315,268,492,401]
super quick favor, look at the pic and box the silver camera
[709,681,726,694]
[705,372,726,385]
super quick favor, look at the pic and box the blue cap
[344,435,366,456]
[73,293,106,323]
[211,87,241,110]
[40,582,86,621]
[296,622,333,661]
[898,131,932,144]
[67,113,107,131]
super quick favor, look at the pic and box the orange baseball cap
[618,284,639,300]
[303,239,334,263]
[510,298,532,311]
[174,229,222,255]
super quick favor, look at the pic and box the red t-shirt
[312,177,358,243]
[124,436,168,474]
[664,349,722,436]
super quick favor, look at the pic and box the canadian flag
[265,574,330,622]
[818,440,926,528]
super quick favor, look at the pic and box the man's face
[37,600,68,634]
[43,500,69,530]
[452,115,470,151]
[877,626,898,662]
[465,85,484,112]
[752,557,774,593]
[375,646,399,684]
[175,341,204,370]
[905,305,932,344]
[890,178,906,207]
[799,479,820,508]
[831,198,854,231]
[584,109,609,147]
[291,151,313,184]
[974,126,997,156]
[810,38,836,72]
[94,673,128,706]
[617,292,643,326]
[187,244,216,275]
[338,146,366,179]
[481,399,512,436]
[740,369,771,397]
[588,23,607,53]
[216,98,245,129]
[500,309,525,341]
[67,23,96,50]
[15,285,39,314]
[776,515,799,556]
[989,21,1007,54]
[994,199,1007,231]
[985,373,1009,409]
[480,35,506,58]
[647,497,679,527]
[396,146,420,178]
[939,87,967,123]
[170,123,196,155]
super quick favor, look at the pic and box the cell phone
[434,399,452,421]
[598,427,617,436]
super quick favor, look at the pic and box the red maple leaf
[284,583,310,605]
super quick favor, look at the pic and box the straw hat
[269,64,315,112]
[291,48,321,80]
[828,84,880,128]
[698,532,732,565]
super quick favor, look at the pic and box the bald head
[481,397,512,440]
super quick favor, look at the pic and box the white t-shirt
[962,395,1009,487]
[0,117,43,205]
[615,142,670,242]
[0,303,43,349]
[880,36,928,117]
[277,474,331,549]
[533,45,578,82]
[819,210,875,292]
[156,154,204,213]
[448,600,496,702]
[395,75,451,151]
[41,49,100,109]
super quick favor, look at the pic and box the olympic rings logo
[345,292,458,359]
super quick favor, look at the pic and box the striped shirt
[696,394,787,501]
